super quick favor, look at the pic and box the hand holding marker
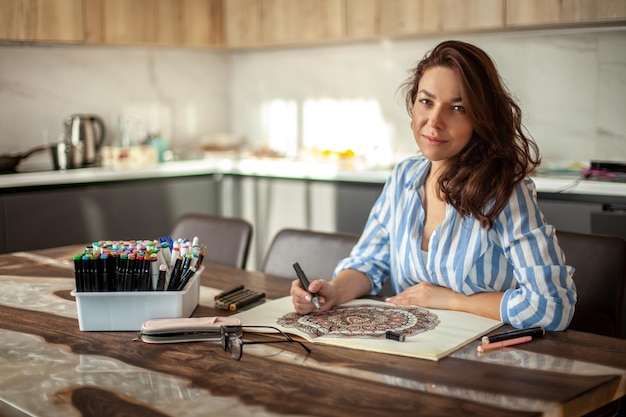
[292,262,321,309]
[291,266,405,343]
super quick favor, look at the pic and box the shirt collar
[404,156,431,191]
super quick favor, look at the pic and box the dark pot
[0,144,51,173]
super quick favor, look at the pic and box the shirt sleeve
[495,178,577,331]
[334,172,395,295]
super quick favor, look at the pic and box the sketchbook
[232,296,502,361]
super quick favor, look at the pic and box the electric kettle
[63,114,106,167]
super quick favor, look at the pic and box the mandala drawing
[277,304,440,339]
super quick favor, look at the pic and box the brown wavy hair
[402,40,541,228]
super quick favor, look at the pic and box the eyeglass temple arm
[243,339,312,354]
[238,325,312,354]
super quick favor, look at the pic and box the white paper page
[233,296,503,361]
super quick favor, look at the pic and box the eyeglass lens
[229,336,243,360]
[220,325,310,361]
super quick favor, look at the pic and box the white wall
[229,29,626,166]
[0,45,230,170]
[1,27,625,171]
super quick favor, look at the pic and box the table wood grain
[0,245,624,417]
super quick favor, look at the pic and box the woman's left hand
[385,282,460,310]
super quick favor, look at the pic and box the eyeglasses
[220,325,311,361]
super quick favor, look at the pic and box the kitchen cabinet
[440,0,504,32]
[561,0,626,22]
[100,0,155,45]
[225,0,345,48]
[506,0,561,26]
[261,0,345,45]
[379,0,426,37]
[219,176,350,270]
[219,175,626,271]
[591,210,626,243]
[284,0,345,44]
[179,0,223,47]
[380,0,504,36]
[0,0,83,42]
[3,0,624,48]
[345,0,379,39]
[0,176,217,254]
[86,0,222,47]
[356,0,441,38]
[3,161,625,266]
[218,175,380,270]
[223,0,262,47]
[538,192,626,242]
[335,181,382,235]
[506,0,626,27]
[224,0,514,48]
[83,0,103,43]
[538,198,601,234]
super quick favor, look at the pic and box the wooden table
[1,245,625,417]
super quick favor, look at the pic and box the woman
[291,40,576,331]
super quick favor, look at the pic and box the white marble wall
[0,45,230,169]
[1,27,625,171]
[230,28,626,166]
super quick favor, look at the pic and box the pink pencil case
[137,316,242,343]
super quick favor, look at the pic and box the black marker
[73,255,84,291]
[292,262,320,309]
[82,255,94,291]
[482,326,545,345]
[385,330,406,342]
[229,292,266,311]
[99,254,111,291]
[156,264,167,291]
[215,285,245,300]
[167,256,183,290]
[220,289,253,304]
[175,266,197,291]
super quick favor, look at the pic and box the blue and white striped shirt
[335,156,576,331]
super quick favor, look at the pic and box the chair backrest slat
[171,213,253,269]
[261,228,359,281]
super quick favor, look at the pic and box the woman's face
[412,66,473,168]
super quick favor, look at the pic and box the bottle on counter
[146,132,168,163]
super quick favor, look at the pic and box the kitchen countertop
[2,158,626,198]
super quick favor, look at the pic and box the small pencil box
[136,316,242,343]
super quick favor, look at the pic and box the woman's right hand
[290,278,335,314]
[290,269,373,315]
